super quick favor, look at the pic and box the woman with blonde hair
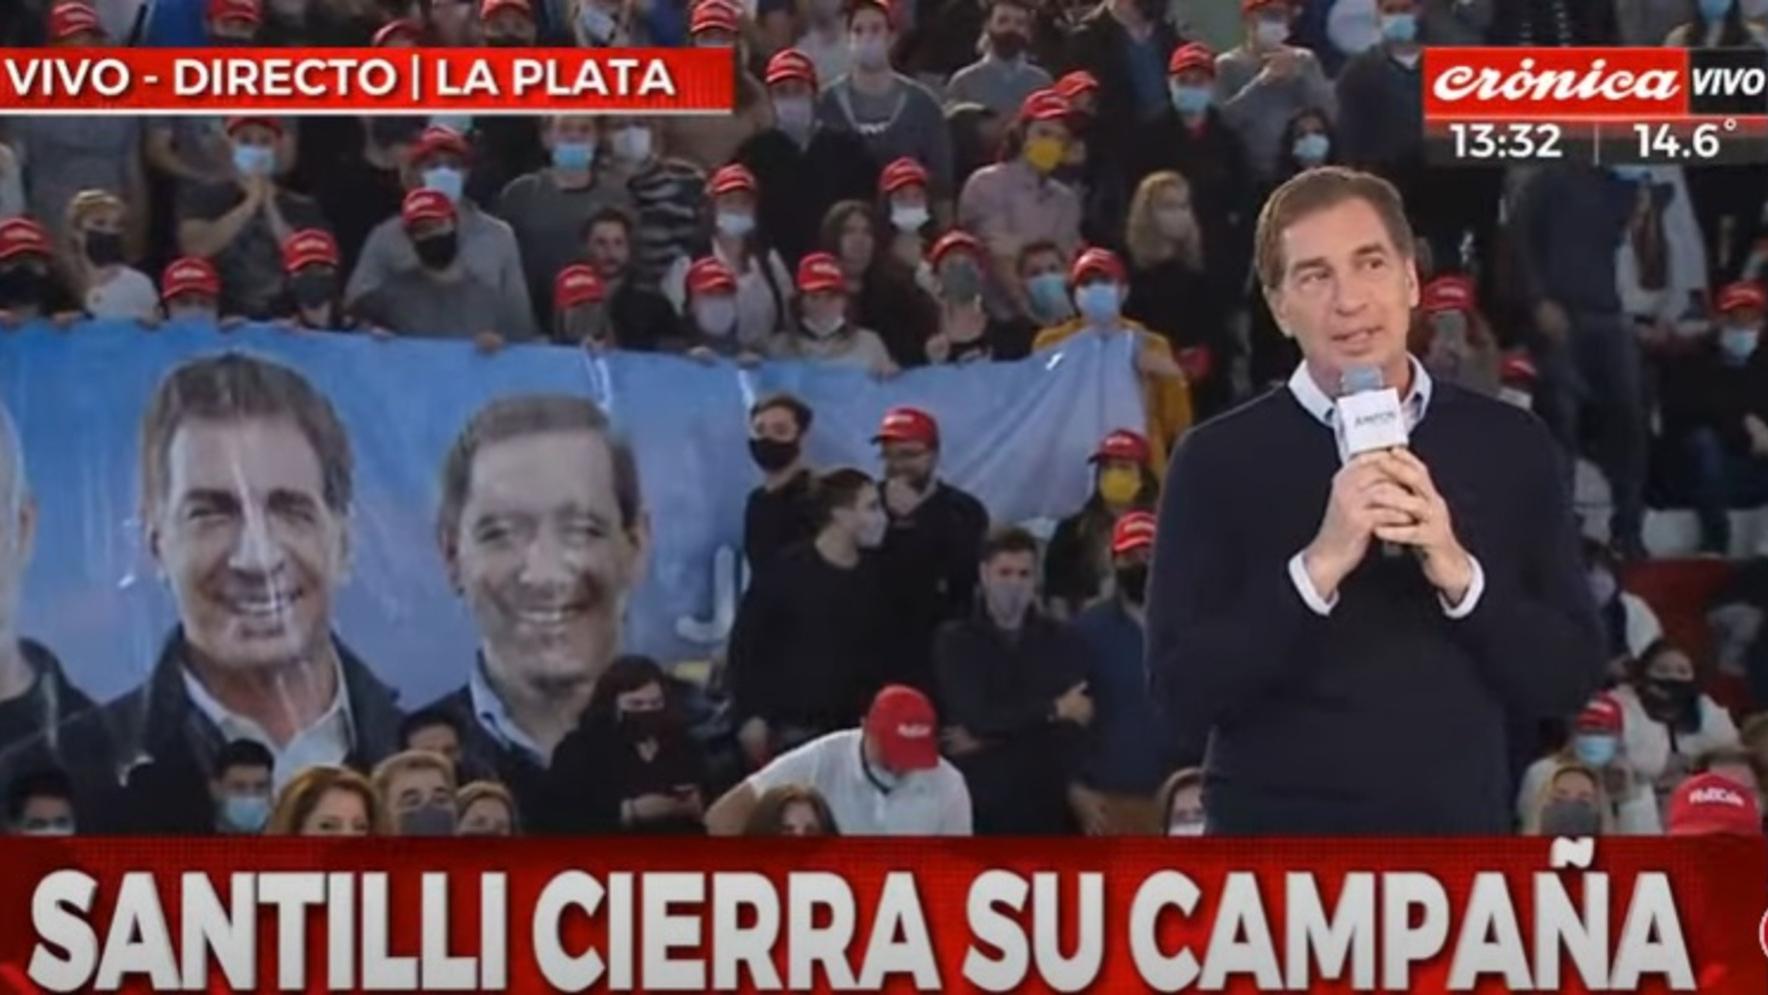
[1522,761,1617,836]
[456,781,519,837]
[266,765,387,837]
[59,189,156,321]
[1123,171,1235,417]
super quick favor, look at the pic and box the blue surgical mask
[1379,12,1417,43]
[1701,0,1734,21]
[233,143,274,177]
[716,211,755,238]
[579,3,616,41]
[1075,282,1120,324]
[1168,82,1212,117]
[221,794,271,833]
[1027,272,1073,321]
[423,166,465,203]
[1293,132,1330,165]
[1572,734,1618,768]
[1720,325,1760,363]
[551,140,594,171]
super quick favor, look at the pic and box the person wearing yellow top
[1032,247,1193,475]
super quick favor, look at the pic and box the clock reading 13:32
[1445,122,1565,161]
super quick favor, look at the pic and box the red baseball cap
[685,256,737,297]
[1018,88,1069,124]
[765,48,817,88]
[161,257,221,300]
[401,187,456,227]
[1243,0,1291,11]
[1667,773,1762,836]
[207,0,261,25]
[281,229,339,272]
[1090,428,1150,465]
[1070,246,1125,286]
[928,230,983,269]
[796,252,845,294]
[1573,692,1623,735]
[873,406,939,447]
[1168,42,1215,77]
[48,1,102,41]
[413,125,470,162]
[0,218,52,262]
[1421,274,1475,315]
[847,0,894,26]
[1499,351,1539,385]
[373,17,423,44]
[864,685,939,772]
[690,0,741,35]
[224,115,282,138]
[878,157,929,196]
[1053,70,1099,102]
[1111,510,1156,555]
[481,0,533,19]
[1716,280,1767,314]
[707,163,758,198]
[554,264,605,310]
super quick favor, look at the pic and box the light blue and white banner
[0,321,1144,706]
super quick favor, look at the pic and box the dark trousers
[1680,427,1768,551]
[1535,313,1649,544]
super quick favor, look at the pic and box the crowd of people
[1,0,1767,839]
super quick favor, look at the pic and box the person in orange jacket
[1032,247,1193,474]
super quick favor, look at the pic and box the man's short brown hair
[139,352,353,514]
[1253,166,1415,291]
[750,392,814,433]
[980,525,1038,564]
[436,393,641,542]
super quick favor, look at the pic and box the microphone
[1333,365,1411,559]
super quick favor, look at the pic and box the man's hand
[1745,414,1768,457]
[1366,449,1475,604]
[473,331,505,354]
[1301,453,1415,601]
[737,717,770,769]
[1053,681,1093,726]
[1259,49,1301,81]
[1135,345,1185,380]
[1534,300,1571,342]
[941,725,984,756]
[924,331,952,364]
[1067,783,1109,836]
[626,793,686,824]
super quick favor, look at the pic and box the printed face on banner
[447,430,646,690]
[148,417,348,672]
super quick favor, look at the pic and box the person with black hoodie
[742,393,820,573]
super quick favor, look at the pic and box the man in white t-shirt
[706,685,973,835]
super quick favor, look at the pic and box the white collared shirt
[748,729,973,836]
[467,657,550,765]
[182,658,355,791]
[1283,357,1485,619]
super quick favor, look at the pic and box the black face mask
[1115,564,1149,604]
[749,437,800,473]
[619,708,672,740]
[83,230,125,267]
[0,264,48,308]
[414,231,459,270]
[1643,677,1697,717]
[291,270,337,310]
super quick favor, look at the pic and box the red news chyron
[0,48,735,114]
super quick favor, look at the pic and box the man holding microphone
[1147,167,1604,834]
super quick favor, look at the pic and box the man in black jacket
[873,407,990,697]
[936,527,1091,834]
[1147,167,1604,834]
[3,353,403,833]
[743,393,820,572]
[1063,0,1182,233]
[421,393,650,832]
[583,207,681,352]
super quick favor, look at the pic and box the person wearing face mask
[1658,281,1768,555]
[548,656,709,833]
[158,256,225,324]
[59,192,156,322]
[1515,693,1662,834]
[551,262,613,345]
[1614,640,1742,813]
[276,229,359,332]
[1524,762,1614,836]
[209,740,275,836]
[145,1,266,208]
[815,199,939,369]
[945,0,1054,119]
[934,527,1091,835]
[579,207,682,350]
[1215,0,1337,182]
[1410,273,1500,398]
[373,749,460,837]
[1033,247,1193,476]
[1002,240,1072,353]
[879,157,934,274]
[597,117,709,292]
[353,189,534,344]
[348,126,535,336]
[674,255,766,362]
[1334,0,1424,175]
[5,768,77,837]
[1044,430,1159,619]
[923,230,1013,364]
[661,165,794,351]
[709,684,972,834]
[1667,0,1768,45]
[480,0,538,44]
[494,115,633,328]
[1063,0,1182,205]
[735,49,879,268]
[814,0,955,225]
[767,251,897,374]
[958,89,1082,322]
[727,468,896,767]
[303,115,419,278]
[743,393,819,572]
[659,0,773,170]
[1124,170,1237,417]
[175,116,326,320]
[1068,513,1187,834]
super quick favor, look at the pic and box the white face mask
[1167,820,1205,836]
[890,204,930,231]
[611,126,652,164]
[694,297,738,335]
[1254,16,1288,47]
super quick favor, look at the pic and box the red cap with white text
[864,685,939,771]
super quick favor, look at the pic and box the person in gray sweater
[1214,0,1337,182]
[355,189,535,345]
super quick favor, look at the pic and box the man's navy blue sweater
[1146,381,1605,834]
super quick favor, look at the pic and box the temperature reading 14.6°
[1634,118,1736,160]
